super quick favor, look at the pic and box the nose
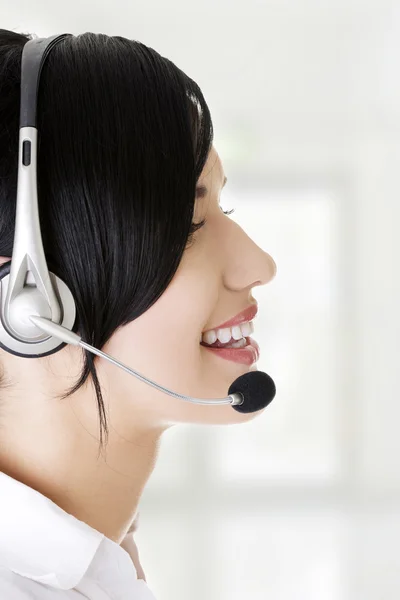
[223,221,277,291]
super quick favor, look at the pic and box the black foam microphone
[229,371,276,413]
[29,316,276,413]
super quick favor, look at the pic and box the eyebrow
[196,175,227,199]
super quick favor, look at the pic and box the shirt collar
[0,470,137,591]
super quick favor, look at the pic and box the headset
[0,34,276,413]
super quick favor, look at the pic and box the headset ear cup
[0,260,77,359]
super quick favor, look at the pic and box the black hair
[0,29,213,452]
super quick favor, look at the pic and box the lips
[203,303,258,334]
[201,336,260,366]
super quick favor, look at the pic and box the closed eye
[195,185,208,199]
[195,177,234,215]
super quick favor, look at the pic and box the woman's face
[102,145,277,429]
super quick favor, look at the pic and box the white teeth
[231,325,243,340]
[216,327,232,344]
[202,329,217,345]
[201,320,255,345]
[240,322,252,337]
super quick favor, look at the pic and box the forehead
[198,146,224,187]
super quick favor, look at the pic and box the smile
[200,303,260,365]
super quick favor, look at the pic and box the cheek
[105,264,219,395]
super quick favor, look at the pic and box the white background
[3,1,400,598]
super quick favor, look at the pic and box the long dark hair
[0,29,213,451]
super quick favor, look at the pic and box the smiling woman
[0,28,277,600]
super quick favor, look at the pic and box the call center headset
[0,34,276,414]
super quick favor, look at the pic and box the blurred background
[3,1,400,598]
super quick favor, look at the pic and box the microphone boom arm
[29,315,244,407]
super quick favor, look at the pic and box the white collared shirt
[0,471,157,599]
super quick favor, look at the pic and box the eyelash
[186,206,235,246]
[221,207,235,215]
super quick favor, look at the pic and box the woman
[0,29,277,599]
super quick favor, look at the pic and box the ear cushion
[0,260,11,281]
[0,260,74,358]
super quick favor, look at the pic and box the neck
[0,382,167,544]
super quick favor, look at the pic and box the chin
[160,360,268,426]
[181,401,267,427]
[225,404,267,425]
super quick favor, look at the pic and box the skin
[0,145,276,578]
